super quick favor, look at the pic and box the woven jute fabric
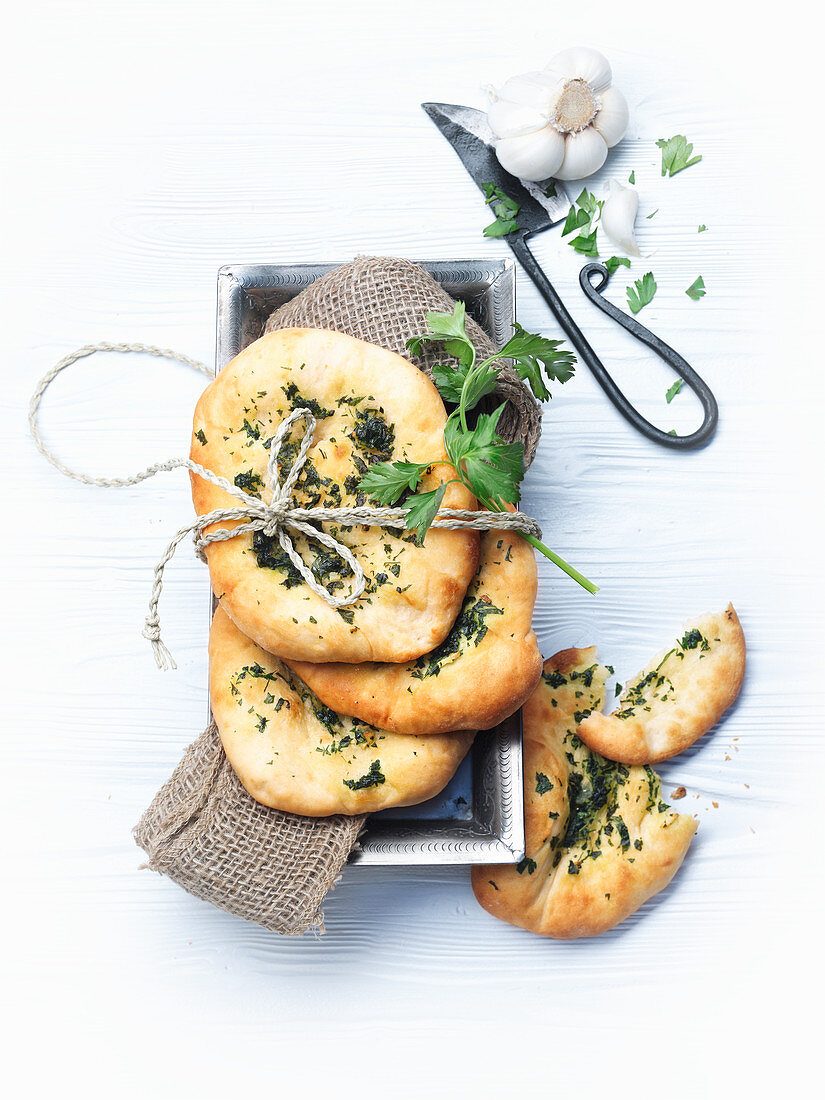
[134,256,542,935]
[134,724,362,934]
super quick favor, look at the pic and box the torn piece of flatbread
[471,648,697,939]
[192,328,479,664]
[209,606,474,816]
[577,604,745,765]
[284,526,542,735]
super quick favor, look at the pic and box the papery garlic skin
[487,47,628,182]
[600,179,641,257]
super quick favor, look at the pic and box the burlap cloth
[133,256,542,934]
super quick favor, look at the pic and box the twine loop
[30,342,543,672]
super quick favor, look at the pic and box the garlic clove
[600,178,641,256]
[488,97,548,139]
[495,126,566,183]
[592,85,629,148]
[545,46,612,93]
[554,127,608,181]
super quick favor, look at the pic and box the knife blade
[421,101,569,234]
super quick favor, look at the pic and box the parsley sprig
[358,303,597,594]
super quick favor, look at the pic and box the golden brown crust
[209,606,475,816]
[284,527,542,735]
[192,328,478,664]
[471,647,697,939]
[577,604,746,764]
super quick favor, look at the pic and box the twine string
[30,342,543,671]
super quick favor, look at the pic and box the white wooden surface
[2,2,823,1096]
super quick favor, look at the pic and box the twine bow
[30,342,543,671]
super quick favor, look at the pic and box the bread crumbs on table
[670,786,686,799]
[712,801,718,808]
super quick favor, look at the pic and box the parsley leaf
[569,229,599,257]
[646,209,658,219]
[665,379,682,403]
[698,224,708,233]
[431,357,499,411]
[562,189,602,256]
[404,483,447,546]
[358,460,432,505]
[481,182,520,238]
[626,272,657,314]
[604,256,631,276]
[685,276,706,300]
[498,322,576,401]
[628,170,635,184]
[445,406,524,508]
[656,135,702,177]
[407,301,475,368]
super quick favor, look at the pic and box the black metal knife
[422,101,718,450]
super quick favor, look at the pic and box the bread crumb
[712,801,719,808]
[671,786,687,800]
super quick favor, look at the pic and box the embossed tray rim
[213,259,525,866]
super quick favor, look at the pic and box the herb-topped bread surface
[285,525,542,735]
[471,647,697,938]
[192,328,479,664]
[209,606,475,816]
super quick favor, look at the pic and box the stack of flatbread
[192,326,543,819]
[190,323,746,939]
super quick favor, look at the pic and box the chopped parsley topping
[535,772,553,795]
[343,759,385,790]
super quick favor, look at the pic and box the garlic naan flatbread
[286,527,542,735]
[209,607,475,816]
[578,604,745,764]
[472,648,696,939]
[192,328,478,663]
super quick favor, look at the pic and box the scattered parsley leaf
[604,256,631,276]
[668,429,677,436]
[665,379,683,404]
[686,276,706,300]
[194,428,207,445]
[357,460,432,505]
[569,229,599,257]
[628,170,635,184]
[656,135,702,176]
[403,483,447,546]
[562,189,602,256]
[543,182,557,198]
[407,301,474,368]
[646,209,658,219]
[498,322,576,401]
[615,682,623,696]
[698,224,708,233]
[626,272,657,314]
[481,182,520,238]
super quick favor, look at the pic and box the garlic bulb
[488,47,629,182]
[600,179,641,257]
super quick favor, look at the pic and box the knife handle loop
[577,262,718,449]
[508,235,717,449]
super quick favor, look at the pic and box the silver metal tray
[213,259,524,865]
